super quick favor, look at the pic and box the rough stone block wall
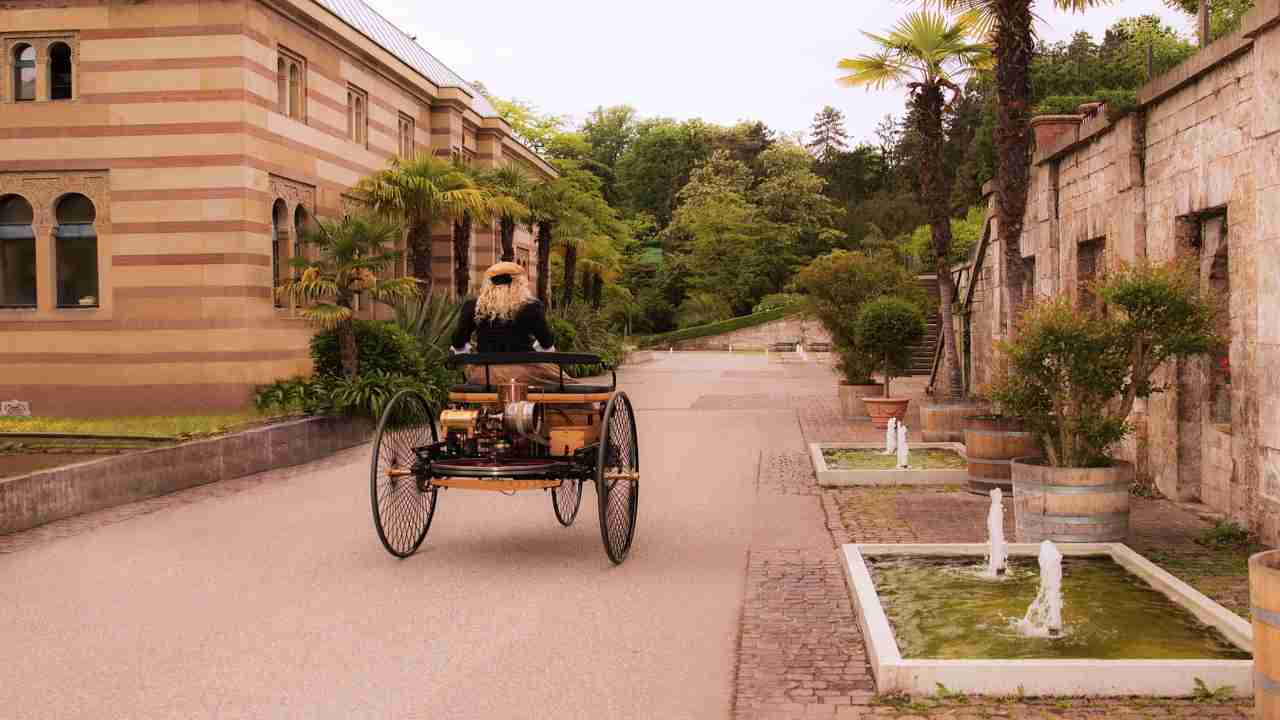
[966,6,1280,540]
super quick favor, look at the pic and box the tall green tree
[806,106,851,161]
[357,156,487,293]
[1164,0,1254,42]
[276,215,419,377]
[478,164,534,263]
[839,10,988,398]
[615,118,715,225]
[920,0,1111,333]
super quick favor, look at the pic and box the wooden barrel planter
[921,400,988,442]
[1250,549,1280,718]
[963,415,1039,494]
[838,383,884,420]
[1011,458,1132,543]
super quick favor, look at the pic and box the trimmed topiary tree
[856,297,926,397]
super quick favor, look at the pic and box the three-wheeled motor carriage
[369,353,640,564]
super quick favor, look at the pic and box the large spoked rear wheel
[370,389,439,558]
[596,392,639,564]
[551,477,583,527]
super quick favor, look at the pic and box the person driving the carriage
[450,261,561,388]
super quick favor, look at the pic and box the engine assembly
[442,379,548,456]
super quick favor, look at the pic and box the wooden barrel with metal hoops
[921,400,987,442]
[1252,549,1280,718]
[1011,459,1132,543]
[963,415,1039,494]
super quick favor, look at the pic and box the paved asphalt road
[0,353,832,720]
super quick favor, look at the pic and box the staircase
[907,274,939,376]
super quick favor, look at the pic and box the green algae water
[867,556,1250,660]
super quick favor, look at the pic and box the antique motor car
[369,353,639,564]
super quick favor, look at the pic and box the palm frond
[300,303,353,330]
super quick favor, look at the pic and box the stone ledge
[0,415,371,535]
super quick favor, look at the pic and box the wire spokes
[370,390,438,558]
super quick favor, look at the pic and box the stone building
[965,2,1280,541]
[0,0,554,416]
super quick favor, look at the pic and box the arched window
[288,63,301,119]
[293,205,311,261]
[272,199,288,308]
[49,42,72,100]
[0,195,36,308]
[54,193,98,308]
[354,96,365,144]
[13,44,35,102]
[277,58,288,112]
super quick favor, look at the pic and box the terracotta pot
[963,415,1040,495]
[1250,549,1280,718]
[838,382,884,420]
[863,397,910,430]
[921,400,988,442]
[1030,114,1082,152]
[1012,458,1132,543]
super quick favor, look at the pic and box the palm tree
[479,164,534,262]
[277,214,419,377]
[919,0,1109,331]
[357,156,487,294]
[528,180,562,304]
[839,11,988,399]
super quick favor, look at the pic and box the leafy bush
[1033,95,1093,116]
[991,258,1221,468]
[1034,90,1139,121]
[1196,519,1253,550]
[855,297,925,397]
[311,320,425,379]
[549,303,626,376]
[792,249,925,383]
[902,206,984,269]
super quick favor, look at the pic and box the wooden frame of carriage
[369,353,640,564]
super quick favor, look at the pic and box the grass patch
[823,448,967,470]
[0,411,294,439]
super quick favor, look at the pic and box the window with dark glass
[0,194,36,308]
[13,44,35,102]
[49,42,72,100]
[294,205,311,265]
[276,48,306,120]
[272,199,288,307]
[54,193,98,308]
[398,113,414,158]
[347,86,367,146]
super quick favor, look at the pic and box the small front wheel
[551,478,583,527]
[596,392,639,564]
[370,389,439,558]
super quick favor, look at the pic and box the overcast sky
[365,0,1193,144]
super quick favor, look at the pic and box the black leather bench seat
[450,384,614,394]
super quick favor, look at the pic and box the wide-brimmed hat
[483,261,526,282]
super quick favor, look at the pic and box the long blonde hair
[475,271,534,322]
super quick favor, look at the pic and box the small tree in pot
[990,258,1222,542]
[793,248,925,418]
[856,296,926,428]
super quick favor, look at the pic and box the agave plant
[276,214,419,378]
[392,292,462,355]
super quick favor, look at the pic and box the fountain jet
[1018,540,1064,637]
[985,488,1007,577]
[896,422,909,469]
[882,417,898,455]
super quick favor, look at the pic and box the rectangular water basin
[841,543,1253,697]
[811,442,967,487]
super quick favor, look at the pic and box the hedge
[636,307,796,348]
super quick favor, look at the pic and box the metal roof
[311,0,498,118]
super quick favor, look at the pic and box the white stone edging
[840,542,1254,697]
[810,442,968,487]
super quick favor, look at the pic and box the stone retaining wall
[967,3,1280,542]
[0,416,370,535]
[669,316,832,351]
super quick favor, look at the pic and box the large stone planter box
[842,542,1253,697]
[810,442,968,487]
[0,415,371,535]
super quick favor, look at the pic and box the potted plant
[793,249,925,420]
[990,258,1221,542]
[855,297,926,429]
[834,344,883,420]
